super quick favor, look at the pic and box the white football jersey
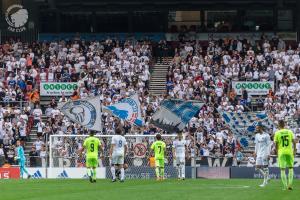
[173,139,186,157]
[111,135,127,156]
[255,132,271,157]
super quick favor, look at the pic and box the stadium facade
[0,0,300,41]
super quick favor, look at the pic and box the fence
[0,100,29,110]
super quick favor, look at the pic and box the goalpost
[49,134,187,179]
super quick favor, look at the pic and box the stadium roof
[37,0,297,11]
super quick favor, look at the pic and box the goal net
[49,134,179,179]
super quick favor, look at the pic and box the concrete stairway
[149,65,168,96]
[24,126,37,156]
[149,57,173,96]
[24,115,48,156]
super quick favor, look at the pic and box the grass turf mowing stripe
[1,179,299,200]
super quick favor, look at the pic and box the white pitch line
[205,185,250,189]
[123,184,251,190]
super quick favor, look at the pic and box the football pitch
[1,179,299,200]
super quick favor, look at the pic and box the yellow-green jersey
[151,140,166,160]
[83,136,101,159]
[274,129,295,156]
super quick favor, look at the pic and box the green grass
[1,179,299,200]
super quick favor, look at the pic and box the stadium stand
[0,32,300,167]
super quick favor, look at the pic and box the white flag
[103,94,143,126]
[59,96,102,131]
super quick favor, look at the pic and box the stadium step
[149,62,169,96]
[150,83,166,86]
[25,114,48,156]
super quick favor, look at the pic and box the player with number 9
[81,130,103,183]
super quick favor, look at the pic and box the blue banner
[151,99,204,133]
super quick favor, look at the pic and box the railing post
[192,132,196,179]
[45,133,49,178]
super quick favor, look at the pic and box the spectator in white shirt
[33,105,43,125]
[33,137,45,153]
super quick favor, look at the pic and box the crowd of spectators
[1,33,300,167]
[165,33,300,163]
[0,37,152,166]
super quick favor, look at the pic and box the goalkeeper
[15,140,31,179]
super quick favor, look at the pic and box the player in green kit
[81,130,103,183]
[274,120,296,190]
[151,134,166,181]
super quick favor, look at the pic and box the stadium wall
[38,32,298,42]
[19,168,107,179]
[2,167,300,179]
[230,167,300,179]
[106,167,192,179]
[0,167,20,179]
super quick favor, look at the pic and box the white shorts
[175,157,185,165]
[111,154,124,165]
[256,156,269,166]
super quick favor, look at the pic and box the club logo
[32,170,43,179]
[5,4,28,32]
[107,98,139,123]
[61,100,97,129]
[58,170,69,178]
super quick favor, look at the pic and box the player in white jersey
[173,132,187,180]
[254,124,271,187]
[109,128,128,182]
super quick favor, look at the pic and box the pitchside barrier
[2,133,298,179]
[230,167,300,179]
[48,134,194,179]
[1,166,298,179]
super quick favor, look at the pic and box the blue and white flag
[151,99,204,133]
[219,110,274,147]
[59,96,102,131]
[104,94,143,126]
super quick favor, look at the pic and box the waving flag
[151,99,204,133]
[104,94,143,126]
[59,96,102,131]
[219,110,274,147]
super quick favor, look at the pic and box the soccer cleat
[156,177,160,181]
[259,183,266,187]
[28,175,31,179]
[182,178,185,181]
[89,176,93,183]
[288,186,293,191]
[112,179,116,182]
[93,179,97,183]
[116,170,121,180]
